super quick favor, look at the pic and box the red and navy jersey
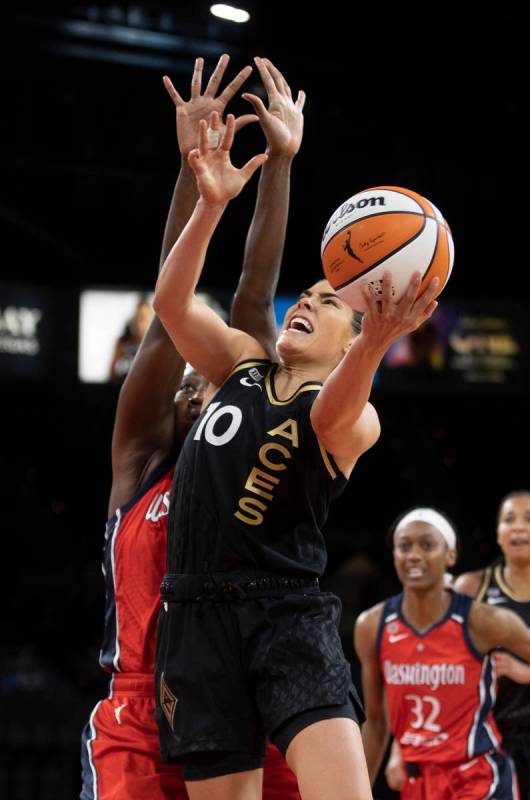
[377,590,502,764]
[99,463,174,674]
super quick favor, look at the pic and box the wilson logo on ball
[321,186,454,311]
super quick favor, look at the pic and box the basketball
[321,186,454,311]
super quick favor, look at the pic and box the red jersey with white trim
[99,463,174,674]
[377,590,502,764]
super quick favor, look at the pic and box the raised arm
[153,113,269,386]
[109,56,255,515]
[311,271,439,477]
[231,57,306,358]
[354,605,390,785]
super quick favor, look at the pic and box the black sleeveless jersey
[477,563,530,727]
[166,359,348,578]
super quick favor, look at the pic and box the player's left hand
[242,57,305,158]
[494,651,530,684]
[359,270,439,351]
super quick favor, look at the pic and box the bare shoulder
[354,601,384,656]
[453,569,485,597]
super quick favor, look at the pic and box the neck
[401,583,451,632]
[504,560,530,599]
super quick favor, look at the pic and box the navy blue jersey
[477,563,530,727]
[166,360,347,577]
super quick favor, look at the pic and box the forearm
[235,154,292,302]
[154,197,225,321]
[159,160,199,269]
[361,717,390,785]
[312,330,386,434]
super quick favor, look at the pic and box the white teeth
[289,316,313,333]
[407,569,424,577]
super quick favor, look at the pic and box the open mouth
[509,536,530,547]
[287,316,314,334]
[405,568,425,578]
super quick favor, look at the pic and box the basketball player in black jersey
[456,490,530,799]
[82,55,306,799]
[152,93,441,798]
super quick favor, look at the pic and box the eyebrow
[300,290,341,301]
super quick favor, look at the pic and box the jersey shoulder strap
[375,593,403,656]
[475,566,493,602]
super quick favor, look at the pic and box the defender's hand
[163,54,258,156]
[242,57,305,158]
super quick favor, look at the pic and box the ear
[446,548,457,569]
[342,336,354,356]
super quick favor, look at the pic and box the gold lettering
[267,418,299,448]
[235,497,267,526]
[258,443,291,471]
[245,467,280,501]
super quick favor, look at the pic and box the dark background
[0,3,527,798]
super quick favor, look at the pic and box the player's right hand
[188,112,267,207]
[385,754,406,791]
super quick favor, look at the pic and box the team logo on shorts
[160,672,178,731]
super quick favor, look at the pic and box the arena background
[0,4,526,798]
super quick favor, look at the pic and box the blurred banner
[0,284,52,378]
[378,301,527,391]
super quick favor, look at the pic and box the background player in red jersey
[456,490,530,799]
[80,54,304,800]
[355,506,530,799]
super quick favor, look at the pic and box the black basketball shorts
[154,573,363,780]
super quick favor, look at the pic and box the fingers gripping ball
[321,186,454,311]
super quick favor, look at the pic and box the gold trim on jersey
[228,359,271,379]
[494,563,520,602]
[264,366,321,406]
[317,438,337,480]
[475,566,492,602]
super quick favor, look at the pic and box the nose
[298,295,314,312]
[190,389,204,406]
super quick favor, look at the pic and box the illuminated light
[210,4,250,23]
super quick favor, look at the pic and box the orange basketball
[321,186,454,311]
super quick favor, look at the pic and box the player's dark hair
[351,310,363,335]
[496,489,530,524]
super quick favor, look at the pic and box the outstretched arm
[354,605,390,785]
[311,271,439,477]
[153,113,269,386]
[231,58,306,358]
[109,56,255,515]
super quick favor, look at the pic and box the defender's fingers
[240,153,268,181]
[218,65,253,106]
[221,114,236,151]
[204,53,230,97]
[162,76,184,106]
[262,58,291,96]
[191,57,204,98]
[233,114,259,132]
[295,90,306,111]
[241,92,268,117]
[254,56,278,98]
[198,118,209,155]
